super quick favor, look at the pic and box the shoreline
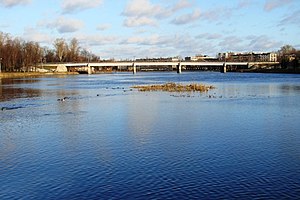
[236,68,300,74]
[0,72,79,78]
[1,69,299,78]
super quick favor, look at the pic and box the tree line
[277,45,300,69]
[0,32,99,72]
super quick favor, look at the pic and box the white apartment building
[218,52,278,62]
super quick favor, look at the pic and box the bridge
[42,61,279,74]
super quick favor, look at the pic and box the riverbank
[236,68,300,74]
[0,72,79,78]
[1,69,300,78]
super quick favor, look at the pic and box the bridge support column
[87,64,92,74]
[133,63,137,74]
[177,63,182,74]
[221,63,227,73]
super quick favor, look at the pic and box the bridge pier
[177,63,182,74]
[133,63,137,74]
[87,64,92,74]
[221,63,227,73]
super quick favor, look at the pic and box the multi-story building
[218,52,277,62]
[136,57,181,62]
[185,54,218,62]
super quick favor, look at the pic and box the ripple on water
[1,73,300,199]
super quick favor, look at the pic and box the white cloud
[123,17,157,27]
[93,33,284,59]
[46,17,84,33]
[122,34,171,46]
[97,24,111,31]
[0,23,9,29]
[114,33,222,58]
[122,0,181,28]
[217,35,282,53]
[99,45,176,60]
[171,5,234,25]
[121,33,200,53]
[122,0,167,18]
[0,0,31,7]
[122,0,198,28]
[171,9,201,25]
[237,0,255,9]
[197,33,222,40]
[61,0,103,13]
[279,9,300,27]
[172,0,193,12]
[264,0,293,12]
[247,35,282,51]
[121,36,144,44]
[98,45,140,59]
[76,34,118,46]
[202,7,232,22]
[218,36,245,52]
[23,27,52,44]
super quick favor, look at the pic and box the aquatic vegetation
[132,82,215,93]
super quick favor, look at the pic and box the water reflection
[0,78,41,102]
[125,93,165,148]
[280,85,300,94]
[0,87,41,102]
[0,73,300,199]
[0,78,39,85]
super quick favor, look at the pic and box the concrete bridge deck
[42,61,279,74]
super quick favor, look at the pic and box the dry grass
[132,82,215,93]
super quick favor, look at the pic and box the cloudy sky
[0,0,299,59]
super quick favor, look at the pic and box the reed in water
[132,82,215,93]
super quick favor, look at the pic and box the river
[0,72,300,199]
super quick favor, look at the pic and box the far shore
[0,72,79,78]
[1,68,299,78]
[236,68,300,74]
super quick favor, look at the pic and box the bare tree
[279,45,296,56]
[53,38,67,62]
[10,38,22,71]
[278,45,297,69]
[32,42,43,71]
[0,31,102,72]
[80,48,90,62]
[68,38,80,62]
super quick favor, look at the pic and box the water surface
[1,72,300,199]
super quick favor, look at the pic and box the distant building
[283,54,297,62]
[218,52,277,62]
[136,57,180,62]
[171,57,180,62]
[185,54,218,62]
[217,53,230,61]
[185,56,197,61]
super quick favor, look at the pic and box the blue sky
[0,0,299,59]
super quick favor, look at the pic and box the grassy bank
[132,82,215,93]
[0,72,79,78]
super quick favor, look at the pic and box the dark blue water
[1,72,300,199]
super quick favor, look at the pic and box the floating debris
[57,97,66,102]
[1,106,24,111]
[132,82,215,93]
